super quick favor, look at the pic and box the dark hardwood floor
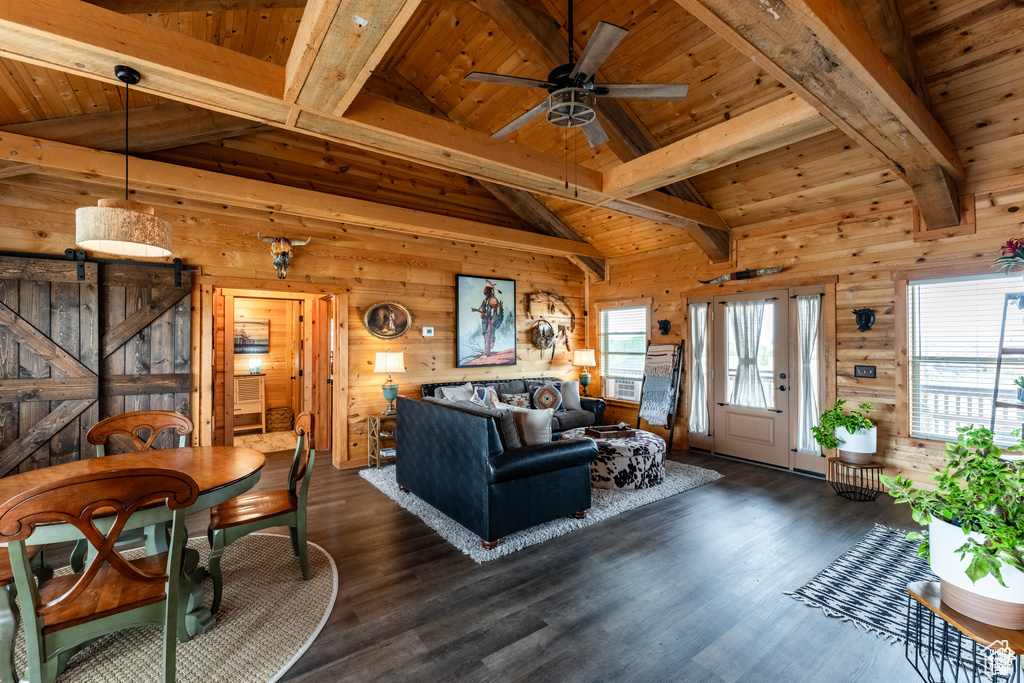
[239,449,920,683]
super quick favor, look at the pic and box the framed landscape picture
[456,275,516,367]
[234,318,269,354]
[363,301,412,340]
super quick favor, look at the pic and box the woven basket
[265,407,294,433]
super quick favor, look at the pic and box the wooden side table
[826,456,884,501]
[905,581,1023,682]
[367,414,396,468]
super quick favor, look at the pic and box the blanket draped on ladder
[639,344,678,427]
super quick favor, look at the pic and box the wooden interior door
[0,256,99,475]
[711,289,791,467]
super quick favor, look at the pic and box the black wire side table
[826,457,884,501]
[905,581,1023,683]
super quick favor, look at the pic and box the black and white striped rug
[786,523,937,642]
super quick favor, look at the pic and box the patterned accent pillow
[470,386,501,409]
[530,384,563,412]
[501,392,532,409]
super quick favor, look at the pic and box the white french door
[711,289,791,467]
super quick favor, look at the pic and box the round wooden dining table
[0,446,266,638]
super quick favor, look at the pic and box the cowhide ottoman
[559,428,666,490]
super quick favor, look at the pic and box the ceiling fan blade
[581,119,609,148]
[492,100,549,139]
[600,83,690,100]
[569,22,628,81]
[465,72,553,89]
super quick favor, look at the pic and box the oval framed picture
[363,301,412,340]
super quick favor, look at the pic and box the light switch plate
[854,365,876,379]
[422,326,434,337]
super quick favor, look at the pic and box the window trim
[594,298,651,403]
[894,263,1004,449]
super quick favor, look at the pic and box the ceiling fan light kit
[464,5,689,148]
[75,65,173,258]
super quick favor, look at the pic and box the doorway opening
[212,288,335,455]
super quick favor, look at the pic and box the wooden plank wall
[230,297,299,416]
[589,189,1022,489]
[0,174,586,466]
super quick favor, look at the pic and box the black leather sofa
[395,396,599,548]
[420,377,606,439]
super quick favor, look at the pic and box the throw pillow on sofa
[500,392,531,408]
[530,384,564,412]
[439,381,475,401]
[511,407,554,445]
[471,386,501,409]
[560,380,582,411]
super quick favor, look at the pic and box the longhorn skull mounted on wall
[258,233,311,279]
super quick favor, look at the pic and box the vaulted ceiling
[0,0,1013,276]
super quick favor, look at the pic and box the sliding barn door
[0,256,99,475]
[99,264,192,453]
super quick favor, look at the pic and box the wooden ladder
[988,292,1024,432]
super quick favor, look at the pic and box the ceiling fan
[464,6,689,148]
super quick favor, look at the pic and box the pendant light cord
[124,81,129,202]
[567,0,573,65]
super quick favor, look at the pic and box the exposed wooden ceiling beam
[480,180,606,280]
[477,0,740,262]
[0,0,737,240]
[0,131,603,260]
[0,102,270,153]
[603,96,835,199]
[0,161,39,179]
[82,0,306,11]
[285,0,422,118]
[676,0,965,229]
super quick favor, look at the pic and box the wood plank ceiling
[0,0,992,265]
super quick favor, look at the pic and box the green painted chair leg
[289,526,299,557]
[296,522,311,581]
[69,540,87,573]
[208,530,226,615]
[0,586,20,683]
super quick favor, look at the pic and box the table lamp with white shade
[374,351,406,415]
[573,348,596,396]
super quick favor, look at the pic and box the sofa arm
[580,396,606,425]
[488,438,598,485]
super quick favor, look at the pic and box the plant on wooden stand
[812,399,877,464]
[994,238,1024,285]
[881,425,1024,628]
[1014,376,1024,403]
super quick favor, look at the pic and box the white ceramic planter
[836,425,876,464]
[929,518,1024,628]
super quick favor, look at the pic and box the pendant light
[75,65,172,258]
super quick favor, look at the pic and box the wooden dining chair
[70,410,195,571]
[0,467,199,683]
[207,412,315,614]
[0,547,51,683]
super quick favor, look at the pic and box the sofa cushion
[530,384,564,412]
[423,397,522,450]
[511,407,553,446]
[553,408,596,430]
[488,380,527,396]
[438,381,474,401]
[560,380,582,411]
[472,386,501,409]
[501,392,531,408]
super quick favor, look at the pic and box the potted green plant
[1014,376,1024,403]
[995,238,1024,284]
[881,425,1024,628]
[811,399,876,464]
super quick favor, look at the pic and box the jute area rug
[786,523,937,643]
[14,533,338,683]
[361,460,723,563]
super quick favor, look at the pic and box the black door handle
[777,385,787,391]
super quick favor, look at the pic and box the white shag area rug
[360,460,723,563]
[13,533,337,683]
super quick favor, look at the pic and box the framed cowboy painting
[456,275,516,367]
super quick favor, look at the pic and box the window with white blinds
[908,273,1024,444]
[600,305,647,401]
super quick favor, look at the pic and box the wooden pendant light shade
[76,198,173,258]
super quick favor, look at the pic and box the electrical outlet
[422,326,434,337]
[854,365,876,379]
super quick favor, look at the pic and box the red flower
[1002,238,1024,256]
